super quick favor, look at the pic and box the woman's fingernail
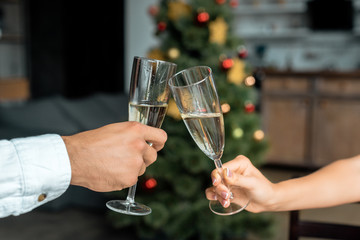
[221,191,229,199]
[213,194,217,200]
[225,168,232,178]
[212,177,217,185]
[222,200,229,207]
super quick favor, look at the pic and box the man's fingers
[138,163,146,176]
[143,145,158,167]
[142,126,167,151]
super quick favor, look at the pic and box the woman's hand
[205,155,277,213]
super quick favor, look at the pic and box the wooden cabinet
[263,96,309,166]
[262,71,360,168]
[0,0,27,101]
[312,98,360,166]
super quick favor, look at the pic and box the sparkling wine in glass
[169,66,249,216]
[106,56,176,216]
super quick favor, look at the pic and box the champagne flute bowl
[168,66,249,216]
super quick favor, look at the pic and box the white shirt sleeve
[0,134,71,217]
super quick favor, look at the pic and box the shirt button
[38,193,47,202]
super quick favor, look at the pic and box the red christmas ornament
[157,21,167,32]
[245,102,255,113]
[216,0,227,4]
[144,178,157,189]
[148,5,159,17]
[238,46,248,59]
[229,0,239,8]
[197,11,210,24]
[221,58,234,70]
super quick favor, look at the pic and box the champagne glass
[168,66,249,216]
[106,56,177,216]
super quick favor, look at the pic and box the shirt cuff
[11,134,71,215]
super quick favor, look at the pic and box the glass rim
[133,56,177,67]
[168,66,212,88]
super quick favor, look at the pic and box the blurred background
[1,0,360,239]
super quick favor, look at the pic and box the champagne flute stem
[214,158,234,199]
[214,159,223,173]
[126,183,137,204]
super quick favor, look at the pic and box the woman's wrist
[264,182,287,212]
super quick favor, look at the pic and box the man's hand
[62,122,167,192]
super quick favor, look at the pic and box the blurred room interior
[1,0,360,239]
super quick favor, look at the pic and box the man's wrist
[61,136,76,185]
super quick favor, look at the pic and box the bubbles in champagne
[129,102,168,128]
[181,112,224,160]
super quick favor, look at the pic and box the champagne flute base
[209,200,249,216]
[106,200,152,216]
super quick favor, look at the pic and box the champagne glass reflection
[106,56,176,216]
[168,66,249,216]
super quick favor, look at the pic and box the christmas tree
[108,0,273,239]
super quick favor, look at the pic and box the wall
[0,1,25,78]
[125,0,158,91]
[234,0,360,71]
[2,0,159,86]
